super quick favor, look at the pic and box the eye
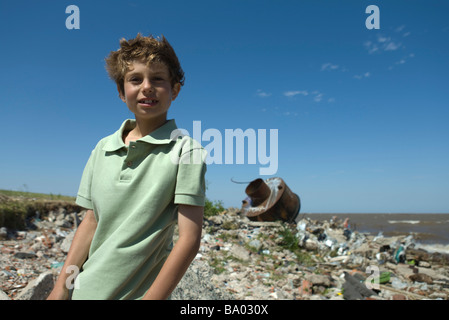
[128,76,142,83]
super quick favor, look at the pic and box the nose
[142,79,153,94]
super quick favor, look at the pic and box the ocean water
[301,213,449,254]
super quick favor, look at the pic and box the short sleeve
[174,139,207,206]
[76,150,95,210]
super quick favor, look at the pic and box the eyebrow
[126,70,167,77]
[150,71,167,76]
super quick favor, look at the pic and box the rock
[409,273,433,284]
[407,248,449,265]
[418,261,431,268]
[14,251,37,259]
[0,289,11,300]
[54,220,71,228]
[298,280,313,296]
[304,239,319,251]
[60,231,75,253]
[429,292,447,300]
[54,216,72,228]
[342,272,377,300]
[305,273,333,287]
[73,212,82,228]
[391,277,408,290]
[393,263,416,279]
[15,272,54,300]
[172,259,232,300]
[208,215,225,225]
[230,245,251,262]
[0,227,8,240]
[248,239,262,251]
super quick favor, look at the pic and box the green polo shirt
[71,119,206,300]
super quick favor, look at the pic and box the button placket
[120,142,138,181]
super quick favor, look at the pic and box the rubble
[342,272,377,300]
[15,271,54,300]
[197,209,449,300]
[1,199,449,300]
[0,207,84,300]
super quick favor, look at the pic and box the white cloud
[321,63,339,71]
[308,91,324,102]
[394,25,411,37]
[281,89,333,104]
[384,41,401,51]
[377,35,389,43]
[354,72,370,80]
[283,90,308,97]
[395,25,405,33]
[391,53,415,69]
[313,93,323,102]
[364,34,402,54]
[364,41,379,54]
[256,89,271,98]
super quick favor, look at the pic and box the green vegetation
[204,198,225,218]
[0,189,77,229]
[278,225,315,267]
[204,180,225,218]
[0,189,75,201]
[209,251,227,274]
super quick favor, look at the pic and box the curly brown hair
[105,33,185,95]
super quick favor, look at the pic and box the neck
[134,116,167,137]
[123,116,168,145]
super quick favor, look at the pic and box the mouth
[138,98,158,107]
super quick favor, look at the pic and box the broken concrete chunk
[0,289,11,300]
[15,271,54,300]
[14,251,37,259]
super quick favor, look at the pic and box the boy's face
[119,60,180,124]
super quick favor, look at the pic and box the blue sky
[0,0,448,213]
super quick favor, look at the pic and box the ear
[117,84,126,102]
[171,83,181,101]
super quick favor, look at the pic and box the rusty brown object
[242,177,300,223]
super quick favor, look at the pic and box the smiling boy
[47,34,206,300]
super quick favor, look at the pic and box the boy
[47,34,206,300]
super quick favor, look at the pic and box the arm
[46,209,97,300]
[142,204,203,300]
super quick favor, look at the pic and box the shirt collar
[102,119,179,152]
